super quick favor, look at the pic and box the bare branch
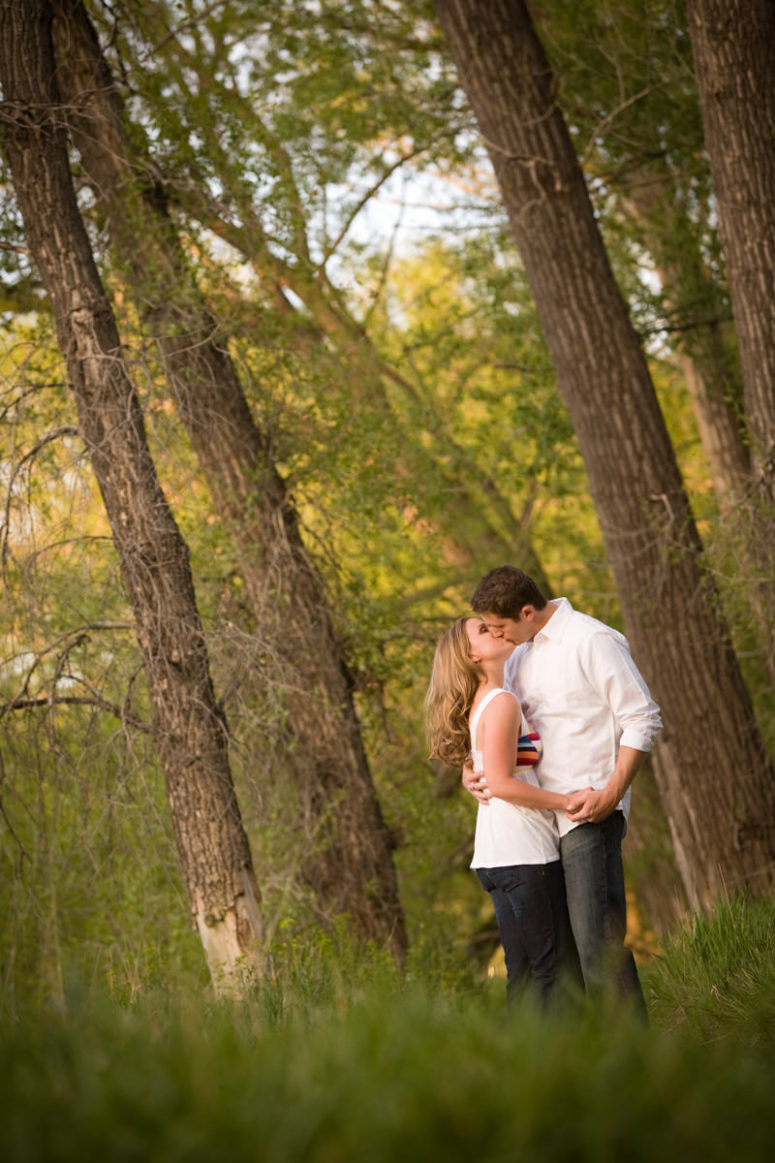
[321,147,424,266]
[0,693,151,732]
[637,312,734,339]
[579,84,665,166]
[0,748,30,871]
[2,621,135,670]
[1,623,136,722]
[0,240,29,255]
[149,0,236,55]
[22,534,115,568]
[1,425,81,577]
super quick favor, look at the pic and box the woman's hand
[564,786,604,821]
[462,758,491,804]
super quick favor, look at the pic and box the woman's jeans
[476,860,575,1007]
[559,811,647,1016]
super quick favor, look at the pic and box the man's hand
[462,758,491,804]
[565,787,617,824]
[566,747,645,824]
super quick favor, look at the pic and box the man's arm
[587,632,662,752]
[566,632,661,823]
[566,746,645,823]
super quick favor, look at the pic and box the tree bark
[619,158,751,511]
[621,160,775,684]
[432,0,775,908]
[685,0,775,678]
[0,0,263,991]
[686,0,775,488]
[48,0,407,961]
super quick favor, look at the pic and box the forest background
[1,0,774,1027]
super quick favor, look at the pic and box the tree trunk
[48,0,407,961]
[0,0,263,991]
[685,0,775,679]
[621,158,775,681]
[686,0,775,488]
[619,158,751,510]
[432,0,775,908]
[621,155,775,687]
[678,350,749,509]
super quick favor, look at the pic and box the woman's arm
[479,692,575,812]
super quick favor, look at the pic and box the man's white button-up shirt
[504,598,662,836]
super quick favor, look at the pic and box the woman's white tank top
[469,688,559,869]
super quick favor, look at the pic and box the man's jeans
[560,811,646,1015]
[476,860,571,1008]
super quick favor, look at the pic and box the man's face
[481,608,535,645]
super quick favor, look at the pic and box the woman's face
[464,618,513,665]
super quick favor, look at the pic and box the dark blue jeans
[560,812,646,1016]
[476,860,576,1008]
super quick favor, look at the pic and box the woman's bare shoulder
[482,689,520,722]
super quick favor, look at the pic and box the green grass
[2,896,775,1162]
[645,892,775,1043]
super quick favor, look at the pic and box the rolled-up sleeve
[584,631,662,752]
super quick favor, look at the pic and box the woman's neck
[480,658,505,687]
[471,660,505,708]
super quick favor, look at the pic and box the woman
[425,617,586,1006]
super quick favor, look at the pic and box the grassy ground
[2,895,774,1162]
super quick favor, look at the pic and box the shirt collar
[534,596,573,642]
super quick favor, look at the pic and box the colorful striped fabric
[516,730,543,769]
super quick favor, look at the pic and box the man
[466,566,662,1012]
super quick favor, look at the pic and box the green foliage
[0,342,204,1002]
[103,0,463,267]
[701,495,775,749]
[0,702,207,1006]
[2,0,773,1010]
[2,896,775,1162]
[540,0,742,404]
[646,893,775,1044]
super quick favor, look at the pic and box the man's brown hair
[470,566,547,618]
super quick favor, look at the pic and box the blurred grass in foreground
[1,895,774,1162]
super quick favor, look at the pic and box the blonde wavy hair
[424,617,481,767]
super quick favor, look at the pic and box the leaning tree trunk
[432,0,775,908]
[620,157,751,511]
[48,0,406,960]
[0,0,263,992]
[686,0,775,488]
[622,162,775,686]
[685,0,775,681]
